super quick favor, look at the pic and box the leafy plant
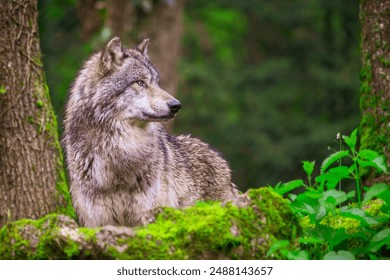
[271,128,389,259]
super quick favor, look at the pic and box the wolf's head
[77,37,181,125]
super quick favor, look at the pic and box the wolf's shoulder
[166,133,226,161]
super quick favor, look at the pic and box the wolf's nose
[168,100,182,113]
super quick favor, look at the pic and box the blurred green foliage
[39,0,361,191]
[174,0,361,190]
[39,0,92,122]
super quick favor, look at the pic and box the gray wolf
[63,37,238,227]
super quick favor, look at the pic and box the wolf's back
[163,132,238,202]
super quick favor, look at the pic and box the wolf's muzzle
[168,99,182,114]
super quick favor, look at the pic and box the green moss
[0,214,59,259]
[359,12,390,181]
[33,62,75,219]
[379,56,390,67]
[27,115,34,124]
[359,50,389,181]
[123,188,299,260]
[36,100,43,108]
[55,166,75,219]
[248,188,301,239]
[0,85,6,94]
[0,188,300,260]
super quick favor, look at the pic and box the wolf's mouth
[142,112,176,121]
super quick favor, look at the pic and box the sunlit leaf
[342,129,358,151]
[363,183,390,203]
[319,166,351,189]
[315,204,327,220]
[287,250,309,260]
[276,179,305,195]
[302,160,315,177]
[359,149,379,160]
[339,207,378,226]
[320,189,351,205]
[266,240,290,257]
[323,250,355,260]
[320,151,349,174]
[373,156,388,173]
[358,155,387,173]
[357,159,378,168]
[368,228,390,252]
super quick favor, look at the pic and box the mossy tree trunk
[359,0,390,184]
[77,0,103,41]
[0,0,73,227]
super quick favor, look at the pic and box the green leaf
[359,149,379,160]
[302,160,315,177]
[308,225,351,248]
[314,190,351,220]
[288,193,297,201]
[339,207,378,226]
[266,240,290,257]
[358,155,387,173]
[357,159,378,169]
[320,151,349,174]
[291,190,322,216]
[323,250,355,260]
[326,196,337,205]
[371,228,390,243]
[299,236,324,245]
[271,182,282,193]
[315,204,327,220]
[368,228,390,253]
[373,156,388,173]
[317,166,351,189]
[293,202,317,215]
[363,183,390,203]
[276,179,305,195]
[287,250,309,260]
[0,85,6,94]
[342,128,358,151]
[321,189,351,205]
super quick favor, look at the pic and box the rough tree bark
[0,0,72,227]
[77,0,103,41]
[359,0,390,185]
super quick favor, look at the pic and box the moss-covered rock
[0,187,300,260]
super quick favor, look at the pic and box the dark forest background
[38,0,361,191]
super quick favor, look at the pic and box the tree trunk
[0,0,72,227]
[77,0,103,41]
[106,0,184,97]
[359,0,390,184]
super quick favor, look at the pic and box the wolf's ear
[137,38,150,56]
[100,37,126,73]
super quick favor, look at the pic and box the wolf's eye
[136,80,146,87]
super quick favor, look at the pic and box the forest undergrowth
[269,128,390,259]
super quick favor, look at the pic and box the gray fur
[63,37,238,227]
